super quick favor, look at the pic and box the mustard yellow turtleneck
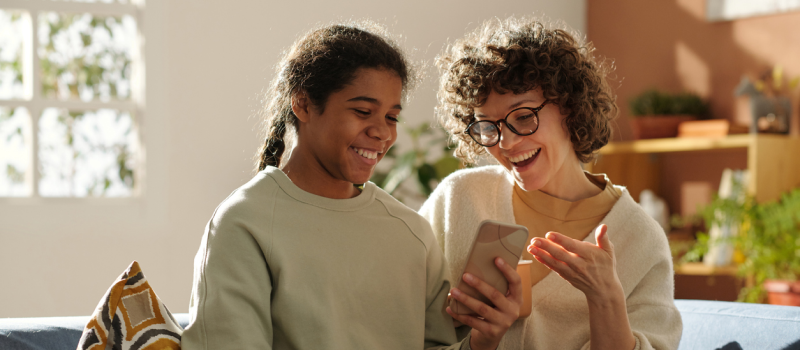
[512,172,622,286]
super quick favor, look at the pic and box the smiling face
[473,88,584,194]
[294,68,402,190]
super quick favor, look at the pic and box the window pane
[0,10,29,100]
[39,108,138,197]
[0,106,32,196]
[39,12,137,101]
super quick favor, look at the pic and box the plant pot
[630,115,696,139]
[763,279,800,306]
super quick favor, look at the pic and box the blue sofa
[1,300,799,350]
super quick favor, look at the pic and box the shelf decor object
[628,89,710,140]
[735,67,799,135]
[677,119,748,138]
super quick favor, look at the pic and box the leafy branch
[371,123,462,200]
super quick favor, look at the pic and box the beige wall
[0,0,585,317]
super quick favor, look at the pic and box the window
[0,0,142,198]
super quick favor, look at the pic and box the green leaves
[38,109,137,197]
[372,123,463,200]
[629,89,709,118]
[5,164,24,184]
[39,12,135,101]
[433,157,461,184]
[0,10,26,98]
[381,150,415,194]
[683,185,800,302]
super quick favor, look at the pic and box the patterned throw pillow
[76,261,182,350]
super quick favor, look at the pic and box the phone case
[450,220,529,316]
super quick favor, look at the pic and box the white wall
[0,0,585,317]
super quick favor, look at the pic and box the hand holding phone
[450,220,528,315]
[445,221,526,350]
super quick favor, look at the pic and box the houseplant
[682,183,800,305]
[370,123,462,202]
[628,89,709,139]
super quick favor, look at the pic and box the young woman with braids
[181,22,520,350]
[420,18,682,349]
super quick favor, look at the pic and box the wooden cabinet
[673,263,743,301]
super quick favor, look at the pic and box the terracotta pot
[763,279,800,306]
[630,115,696,139]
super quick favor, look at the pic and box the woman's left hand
[527,224,622,301]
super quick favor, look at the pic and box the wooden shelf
[586,134,800,203]
[674,262,738,276]
[599,134,754,154]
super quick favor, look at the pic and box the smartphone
[450,220,529,316]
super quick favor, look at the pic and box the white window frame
[0,0,144,200]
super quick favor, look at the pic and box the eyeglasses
[465,100,552,147]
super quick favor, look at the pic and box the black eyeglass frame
[464,100,552,147]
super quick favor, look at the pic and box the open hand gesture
[527,224,623,301]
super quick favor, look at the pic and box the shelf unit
[587,134,800,301]
[584,134,800,203]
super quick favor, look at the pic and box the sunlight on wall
[732,22,800,77]
[677,0,706,21]
[676,41,710,97]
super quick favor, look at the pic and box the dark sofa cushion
[0,314,190,350]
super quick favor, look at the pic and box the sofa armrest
[676,299,800,350]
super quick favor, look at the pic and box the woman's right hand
[446,257,522,350]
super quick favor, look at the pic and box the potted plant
[370,123,462,203]
[683,184,800,305]
[628,89,709,139]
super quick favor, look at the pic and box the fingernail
[546,232,555,240]
[464,273,474,282]
[528,245,539,255]
[451,288,462,296]
[533,239,542,247]
[496,258,505,266]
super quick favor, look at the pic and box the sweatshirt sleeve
[181,199,274,350]
[622,252,683,350]
[420,216,469,350]
[578,224,683,350]
[577,260,683,350]
[419,183,449,255]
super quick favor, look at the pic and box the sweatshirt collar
[262,166,376,212]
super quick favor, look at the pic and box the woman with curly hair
[420,18,682,350]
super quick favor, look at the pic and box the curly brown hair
[437,18,617,164]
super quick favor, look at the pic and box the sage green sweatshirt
[181,166,465,350]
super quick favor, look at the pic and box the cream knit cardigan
[419,166,682,350]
